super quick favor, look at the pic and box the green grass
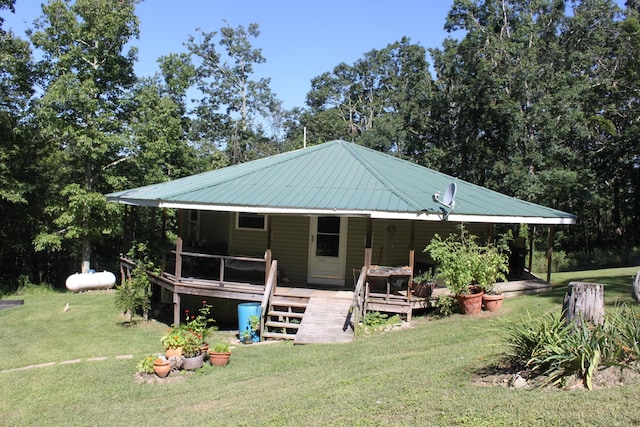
[1,267,639,426]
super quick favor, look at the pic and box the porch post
[364,217,373,267]
[175,236,183,282]
[264,249,272,285]
[546,226,555,283]
[173,291,181,326]
[528,227,534,272]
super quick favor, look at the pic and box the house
[106,140,576,342]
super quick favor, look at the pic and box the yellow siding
[228,213,268,256]
[345,217,367,287]
[270,215,310,285]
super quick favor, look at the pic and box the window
[236,212,267,230]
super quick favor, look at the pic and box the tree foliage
[1,0,639,288]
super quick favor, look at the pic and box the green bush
[434,294,457,317]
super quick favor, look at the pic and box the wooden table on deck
[366,266,413,298]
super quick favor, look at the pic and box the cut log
[561,282,604,326]
[632,270,640,303]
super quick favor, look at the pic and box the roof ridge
[342,142,424,211]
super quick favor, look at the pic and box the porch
[120,246,550,345]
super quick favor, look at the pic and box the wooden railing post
[264,249,272,285]
[175,237,183,282]
[173,291,181,327]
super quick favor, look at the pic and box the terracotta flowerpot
[456,290,484,314]
[208,351,231,367]
[200,343,210,355]
[153,359,171,378]
[182,353,205,370]
[165,347,182,358]
[483,294,504,312]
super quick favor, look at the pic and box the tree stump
[632,270,640,303]
[561,282,604,326]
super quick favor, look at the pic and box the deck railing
[259,260,278,342]
[164,241,269,286]
[344,266,367,331]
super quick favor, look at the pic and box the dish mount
[432,182,457,220]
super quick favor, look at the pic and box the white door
[308,216,348,286]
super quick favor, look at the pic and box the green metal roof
[106,140,576,224]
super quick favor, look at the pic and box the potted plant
[137,354,155,375]
[185,301,216,353]
[208,342,231,366]
[425,225,509,314]
[240,330,253,344]
[412,269,437,298]
[160,325,188,358]
[475,233,510,312]
[248,314,260,342]
[153,356,171,378]
[181,328,205,370]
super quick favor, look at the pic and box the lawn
[1,267,639,426]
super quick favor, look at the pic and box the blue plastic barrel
[237,302,261,342]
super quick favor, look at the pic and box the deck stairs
[262,290,355,344]
[262,295,309,341]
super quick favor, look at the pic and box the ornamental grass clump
[505,304,640,390]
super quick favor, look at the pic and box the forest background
[0,0,639,291]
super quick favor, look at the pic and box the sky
[3,0,459,110]
[3,1,628,111]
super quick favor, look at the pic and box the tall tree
[30,0,140,273]
[187,21,283,164]
[0,0,42,288]
[305,38,434,154]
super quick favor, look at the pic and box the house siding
[271,216,310,285]
[194,211,493,287]
[228,213,269,257]
[199,211,230,254]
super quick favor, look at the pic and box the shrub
[434,295,457,317]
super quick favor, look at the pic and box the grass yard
[1,267,639,426]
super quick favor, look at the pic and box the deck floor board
[294,296,354,344]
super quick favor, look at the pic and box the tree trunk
[561,282,604,326]
[632,270,640,303]
[81,236,91,273]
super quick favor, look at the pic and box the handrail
[344,266,367,331]
[259,260,278,342]
[169,249,267,285]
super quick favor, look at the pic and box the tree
[305,38,434,154]
[30,0,140,273]
[187,21,283,164]
[0,0,42,289]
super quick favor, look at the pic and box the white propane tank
[65,270,116,292]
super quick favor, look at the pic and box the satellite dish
[432,183,457,220]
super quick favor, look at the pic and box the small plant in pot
[181,328,205,370]
[160,325,188,357]
[474,232,510,312]
[185,301,216,353]
[412,269,437,298]
[208,342,231,367]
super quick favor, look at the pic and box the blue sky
[3,1,627,110]
[4,1,458,109]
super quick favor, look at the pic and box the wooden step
[265,320,300,329]
[270,295,309,307]
[262,331,297,340]
[268,309,305,318]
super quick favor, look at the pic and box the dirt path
[0,354,134,374]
